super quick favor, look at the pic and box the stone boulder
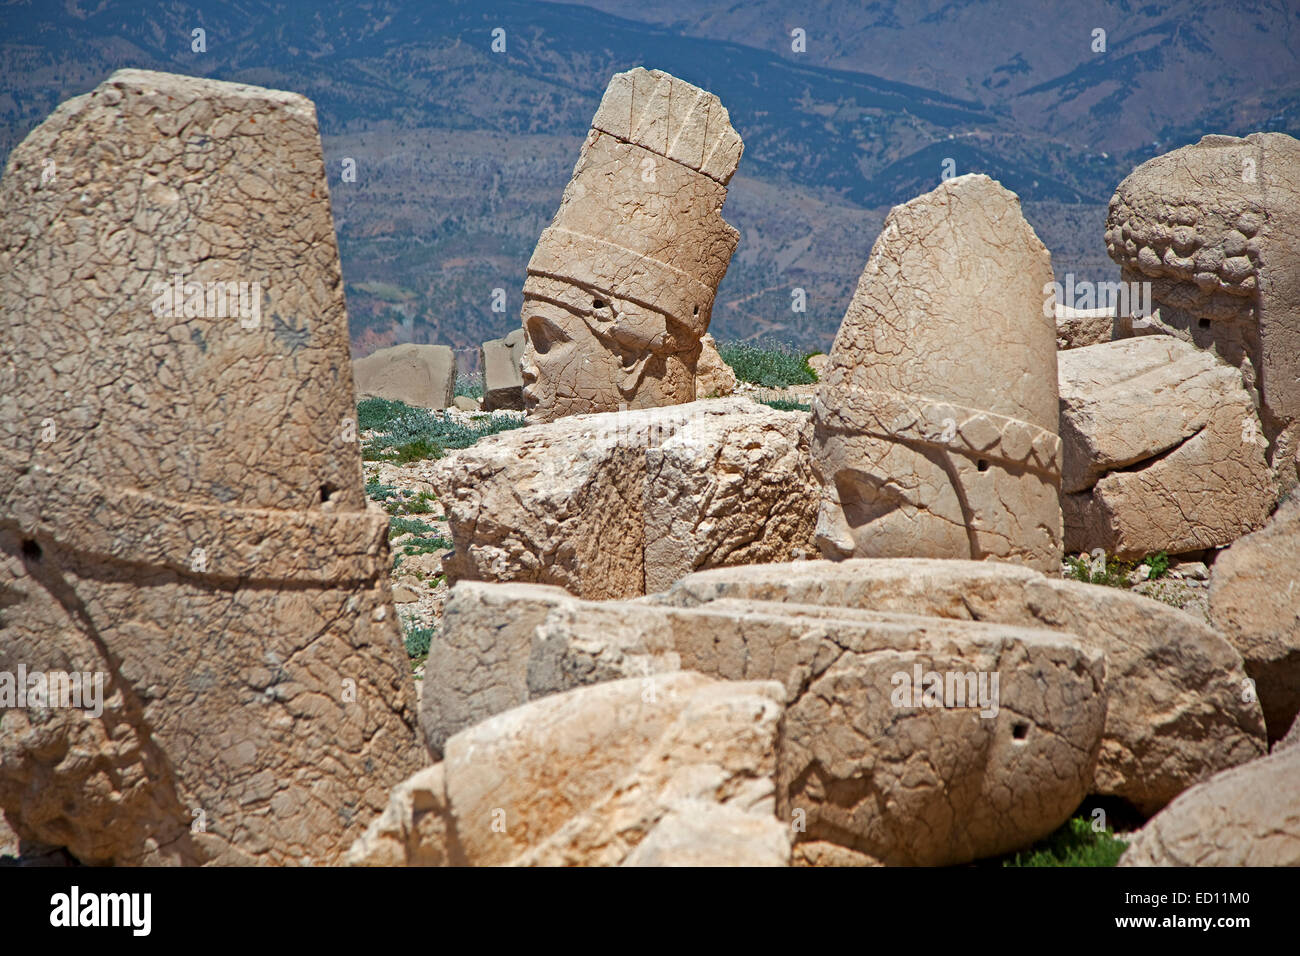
[1106,133,1300,488]
[430,397,817,599]
[813,174,1063,572]
[419,581,1108,865]
[658,558,1267,815]
[0,70,426,865]
[1059,337,1273,558]
[353,673,790,866]
[1054,303,1115,350]
[353,343,457,410]
[694,333,737,398]
[481,328,526,412]
[1210,494,1300,741]
[1120,745,1300,866]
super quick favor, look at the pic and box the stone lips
[0,69,426,865]
[813,174,1063,571]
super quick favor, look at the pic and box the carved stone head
[520,68,743,422]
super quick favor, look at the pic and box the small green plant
[1002,816,1128,867]
[454,374,484,399]
[389,516,437,537]
[716,339,818,388]
[1065,553,1133,589]
[1146,551,1171,579]
[761,398,811,412]
[364,478,399,503]
[358,398,525,464]
[391,438,442,463]
[403,622,435,660]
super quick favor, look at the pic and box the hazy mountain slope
[1,0,1294,354]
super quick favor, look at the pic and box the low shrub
[716,339,818,388]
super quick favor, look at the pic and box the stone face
[1106,133,1300,488]
[420,581,1107,864]
[1210,495,1300,741]
[353,343,457,410]
[445,673,786,867]
[693,332,737,398]
[520,68,742,422]
[813,174,1063,573]
[1120,746,1300,866]
[659,558,1267,815]
[481,328,526,412]
[0,70,426,865]
[1059,338,1274,558]
[430,397,814,600]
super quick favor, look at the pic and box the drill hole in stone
[320,484,337,503]
[977,459,989,472]
[1012,721,1030,741]
[1198,318,1211,329]
[592,299,606,310]
[693,305,699,316]
[21,539,41,561]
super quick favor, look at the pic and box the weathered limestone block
[520,68,743,422]
[1120,746,1300,866]
[622,801,791,866]
[481,328,526,412]
[1210,494,1300,742]
[449,673,786,866]
[643,405,817,593]
[660,558,1267,814]
[813,174,1063,572]
[0,70,426,865]
[1054,303,1115,350]
[1106,133,1300,487]
[353,343,456,410]
[1059,338,1274,557]
[344,766,456,867]
[694,332,737,398]
[430,397,814,599]
[420,581,1106,864]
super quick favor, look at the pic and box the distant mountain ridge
[1,0,1295,354]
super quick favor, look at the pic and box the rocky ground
[369,385,1214,703]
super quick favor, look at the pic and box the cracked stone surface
[429,397,815,600]
[813,174,1063,572]
[353,343,457,410]
[1119,745,1300,866]
[520,68,742,422]
[1105,132,1300,488]
[0,70,426,865]
[657,557,1266,815]
[356,673,789,866]
[693,332,737,398]
[418,579,1105,864]
[1055,303,1116,350]
[1059,337,1274,558]
[1210,493,1300,742]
